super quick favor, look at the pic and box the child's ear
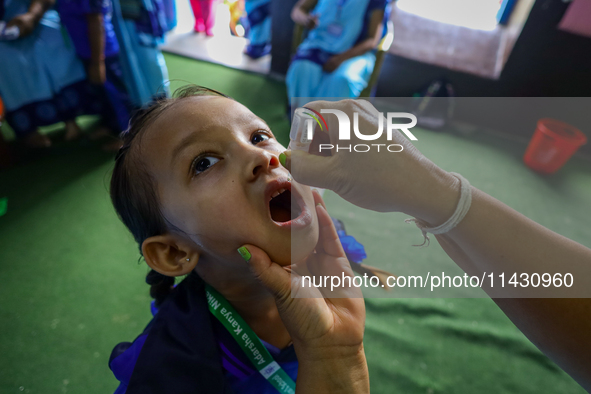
[141,234,200,277]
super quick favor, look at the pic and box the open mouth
[269,188,302,223]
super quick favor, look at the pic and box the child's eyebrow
[169,116,270,167]
[235,112,270,130]
[170,132,202,167]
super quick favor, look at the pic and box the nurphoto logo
[302,107,418,153]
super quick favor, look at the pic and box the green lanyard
[205,285,296,394]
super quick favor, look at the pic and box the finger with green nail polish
[237,246,251,262]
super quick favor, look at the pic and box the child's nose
[246,148,280,180]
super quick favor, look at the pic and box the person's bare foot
[64,120,81,141]
[25,131,51,148]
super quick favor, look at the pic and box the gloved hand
[282,99,459,226]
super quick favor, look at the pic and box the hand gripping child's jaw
[138,95,318,275]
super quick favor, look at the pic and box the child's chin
[267,249,292,266]
[268,247,311,267]
[273,258,292,267]
[266,225,318,266]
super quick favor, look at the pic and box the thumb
[238,245,292,304]
[281,149,336,190]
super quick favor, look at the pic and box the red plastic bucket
[523,118,587,174]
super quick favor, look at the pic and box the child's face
[140,95,318,268]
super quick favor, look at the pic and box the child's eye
[251,132,270,145]
[192,156,220,175]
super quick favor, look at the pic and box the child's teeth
[271,188,286,199]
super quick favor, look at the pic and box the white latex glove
[282,99,459,226]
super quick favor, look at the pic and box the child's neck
[204,268,292,350]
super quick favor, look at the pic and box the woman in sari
[244,0,271,59]
[111,0,171,106]
[0,0,93,147]
[286,0,388,107]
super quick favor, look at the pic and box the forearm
[491,298,591,391]
[434,186,591,292]
[291,6,310,26]
[337,38,375,62]
[86,13,105,63]
[295,344,369,393]
[291,0,317,26]
[28,0,54,22]
[335,10,383,62]
[418,180,591,389]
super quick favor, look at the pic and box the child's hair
[110,85,231,307]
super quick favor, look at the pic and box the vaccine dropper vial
[287,107,325,196]
[288,107,315,152]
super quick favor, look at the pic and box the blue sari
[110,0,172,107]
[244,0,271,59]
[0,0,91,137]
[57,0,134,133]
[286,0,387,103]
